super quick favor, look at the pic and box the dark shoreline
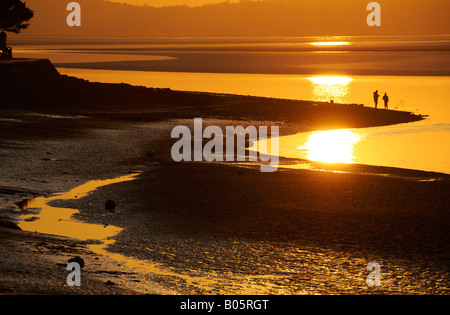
[0,59,424,131]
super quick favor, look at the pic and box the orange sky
[109,0,449,8]
[16,0,450,37]
[108,0,241,7]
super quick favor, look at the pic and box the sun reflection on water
[310,41,351,46]
[300,129,361,164]
[308,76,353,104]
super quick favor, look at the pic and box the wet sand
[0,226,170,294]
[86,162,450,294]
[1,70,448,294]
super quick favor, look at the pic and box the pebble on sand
[105,200,116,211]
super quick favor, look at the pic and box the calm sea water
[13,36,450,174]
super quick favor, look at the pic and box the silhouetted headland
[0,58,59,82]
[0,59,424,136]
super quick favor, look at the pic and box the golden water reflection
[18,173,141,241]
[16,173,237,294]
[308,76,353,103]
[310,41,351,46]
[300,129,361,164]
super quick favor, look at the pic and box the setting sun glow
[308,76,353,85]
[308,76,353,103]
[300,129,361,164]
[310,42,351,46]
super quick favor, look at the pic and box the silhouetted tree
[0,0,34,33]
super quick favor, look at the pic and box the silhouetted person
[0,31,12,58]
[383,93,389,109]
[0,32,6,51]
[373,90,379,108]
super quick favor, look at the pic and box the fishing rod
[394,91,413,110]
[360,96,371,104]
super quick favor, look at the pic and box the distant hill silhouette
[18,0,450,37]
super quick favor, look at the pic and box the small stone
[105,200,116,211]
[68,256,85,269]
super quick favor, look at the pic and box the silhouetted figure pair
[373,90,389,109]
[0,32,12,59]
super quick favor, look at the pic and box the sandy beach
[1,61,448,295]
